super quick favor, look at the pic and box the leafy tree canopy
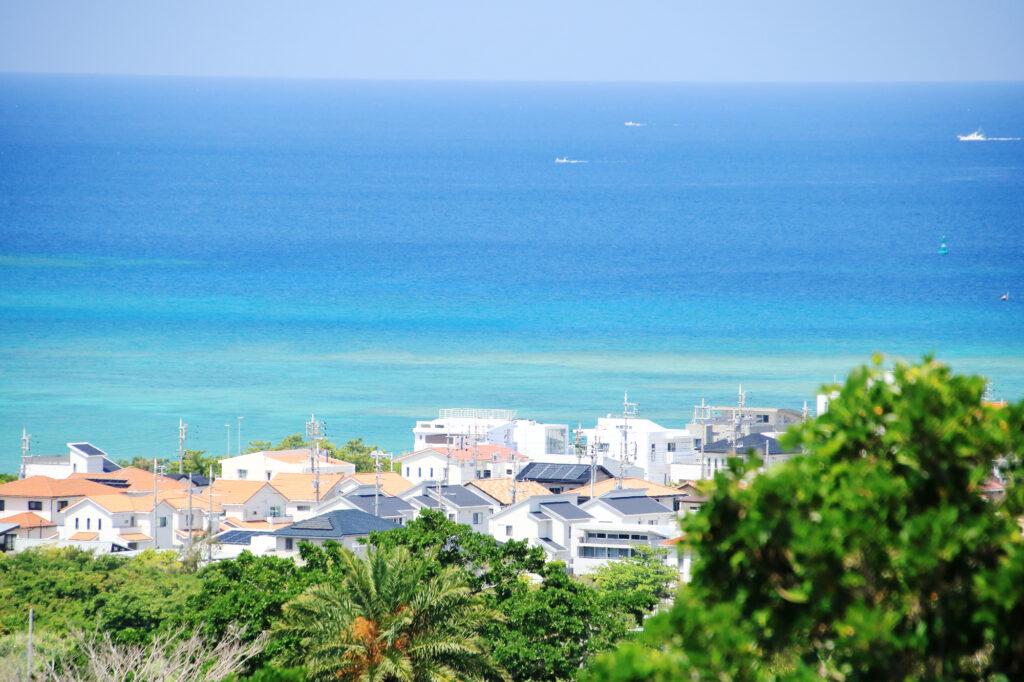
[585,356,1024,681]
[589,544,678,626]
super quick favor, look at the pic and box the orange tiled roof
[0,511,56,528]
[78,494,157,513]
[0,476,116,499]
[466,479,551,506]
[660,535,685,546]
[343,472,414,496]
[208,479,275,505]
[158,491,223,513]
[69,532,99,541]
[69,467,188,492]
[270,473,346,501]
[118,532,151,541]
[399,444,527,464]
[566,477,683,499]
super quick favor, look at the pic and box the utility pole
[237,416,243,456]
[151,458,165,550]
[573,423,585,464]
[187,482,194,556]
[177,418,188,474]
[306,413,324,512]
[208,464,214,564]
[618,392,638,489]
[20,428,30,479]
[26,608,33,679]
[373,449,383,518]
[590,436,600,499]
[224,423,231,459]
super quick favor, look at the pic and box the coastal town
[1,390,825,574]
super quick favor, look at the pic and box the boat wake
[555,157,588,164]
[624,121,647,127]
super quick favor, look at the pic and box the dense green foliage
[589,545,677,626]
[367,510,632,681]
[586,357,1024,681]
[0,548,197,643]
[117,449,222,477]
[275,545,508,681]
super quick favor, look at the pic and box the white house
[218,449,355,482]
[399,482,494,533]
[395,444,528,487]
[0,476,118,524]
[584,417,694,486]
[488,488,678,575]
[412,408,572,459]
[61,494,177,552]
[21,442,121,479]
[208,479,291,525]
[269,473,348,520]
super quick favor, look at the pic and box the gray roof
[517,462,613,485]
[101,458,122,473]
[599,495,673,516]
[274,509,399,538]
[539,501,593,521]
[345,493,415,519]
[703,433,798,455]
[70,443,106,457]
[537,537,566,552]
[414,484,490,509]
[0,522,19,535]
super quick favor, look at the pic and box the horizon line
[2,70,1023,86]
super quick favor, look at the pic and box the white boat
[624,121,646,127]
[958,129,986,141]
[555,157,569,163]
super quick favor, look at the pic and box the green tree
[329,438,380,473]
[590,544,677,626]
[585,356,1024,681]
[273,545,509,682]
[486,561,629,682]
[180,449,220,477]
[0,472,18,483]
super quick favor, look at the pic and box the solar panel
[70,443,106,457]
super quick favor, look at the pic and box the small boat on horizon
[958,129,986,141]
[1002,291,1009,301]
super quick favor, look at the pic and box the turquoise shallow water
[1,76,1022,470]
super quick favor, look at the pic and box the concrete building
[412,408,572,459]
[218,449,355,482]
[21,442,121,479]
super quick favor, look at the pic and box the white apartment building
[412,408,572,459]
[583,417,694,486]
[21,442,121,479]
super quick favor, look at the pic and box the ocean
[1,75,1022,471]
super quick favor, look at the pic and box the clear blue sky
[1,0,1022,82]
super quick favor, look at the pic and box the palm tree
[274,546,509,682]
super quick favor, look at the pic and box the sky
[0,0,1023,82]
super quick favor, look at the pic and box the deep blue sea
[1,75,1022,470]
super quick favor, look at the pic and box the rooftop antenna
[20,428,30,479]
[618,392,638,489]
[306,412,324,512]
[178,418,188,474]
[589,435,600,499]
[802,400,809,421]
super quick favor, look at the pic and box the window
[266,472,272,481]
[130,515,135,526]
[270,506,282,517]
[28,500,42,511]
[159,516,168,527]
[546,428,568,455]
[98,519,102,530]
[238,469,248,480]
[297,505,310,511]
[448,513,455,521]
[417,467,422,477]
[405,467,411,477]
[284,538,293,551]
[505,525,513,537]
[58,500,69,511]
[86,518,91,529]
[550,487,562,495]
[0,500,4,511]
[429,468,433,478]
[75,518,79,529]
[667,443,677,452]
[757,414,770,424]
[472,512,481,524]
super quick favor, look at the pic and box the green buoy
[938,235,949,255]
